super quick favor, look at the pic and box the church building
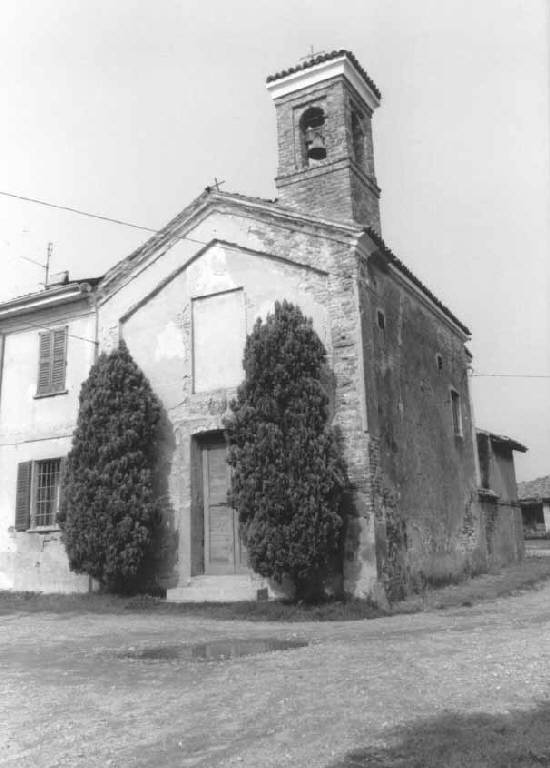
[0,50,525,599]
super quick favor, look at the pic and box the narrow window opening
[377,310,385,331]
[451,390,462,436]
[300,107,326,166]
[436,354,443,371]
[352,110,365,167]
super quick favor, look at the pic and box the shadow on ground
[326,702,550,767]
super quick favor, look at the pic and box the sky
[0,0,548,481]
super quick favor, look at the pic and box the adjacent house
[476,430,526,563]
[518,476,550,536]
[0,50,526,599]
[0,276,100,591]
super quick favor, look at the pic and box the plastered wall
[0,303,96,591]
[104,208,374,593]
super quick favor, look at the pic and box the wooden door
[202,438,247,574]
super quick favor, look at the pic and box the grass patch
[0,589,388,621]
[396,554,550,613]
[328,702,550,767]
[2,555,550,621]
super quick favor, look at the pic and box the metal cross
[299,45,326,62]
[213,177,226,192]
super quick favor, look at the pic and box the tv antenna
[20,241,53,288]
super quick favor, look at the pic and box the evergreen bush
[58,340,161,592]
[225,300,345,600]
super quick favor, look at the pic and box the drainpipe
[0,333,4,418]
[92,291,100,363]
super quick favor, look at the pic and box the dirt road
[2,584,550,767]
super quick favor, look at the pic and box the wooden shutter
[37,332,52,394]
[15,461,32,531]
[51,328,67,392]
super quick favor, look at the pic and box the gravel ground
[2,582,550,767]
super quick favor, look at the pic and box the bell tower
[266,50,382,232]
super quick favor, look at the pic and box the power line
[0,189,208,247]
[1,189,549,372]
[471,373,550,379]
[5,318,97,346]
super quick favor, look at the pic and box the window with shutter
[14,458,65,531]
[36,327,68,395]
[34,459,61,527]
[15,461,32,531]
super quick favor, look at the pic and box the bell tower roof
[266,49,381,108]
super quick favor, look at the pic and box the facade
[0,50,526,599]
[518,476,550,535]
[0,277,99,591]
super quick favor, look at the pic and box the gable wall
[97,209,375,593]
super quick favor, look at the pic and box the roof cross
[299,45,327,62]
[205,177,226,194]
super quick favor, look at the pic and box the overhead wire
[0,189,210,247]
[3,317,97,346]
[471,373,550,379]
[0,188,548,378]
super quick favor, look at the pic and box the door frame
[200,432,247,575]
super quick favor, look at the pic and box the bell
[306,131,327,161]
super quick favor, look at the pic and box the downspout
[92,291,100,363]
[0,333,4,418]
[81,282,100,593]
[466,365,482,488]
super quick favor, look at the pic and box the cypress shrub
[58,340,161,592]
[225,300,345,600]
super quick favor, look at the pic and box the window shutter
[37,332,52,394]
[15,461,32,531]
[51,328,67,392]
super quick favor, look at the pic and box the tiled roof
[266,49,382,101]
[0,276,102,313]
[476,429,527,454]
[364,226,471,336]
[517,476,550,502]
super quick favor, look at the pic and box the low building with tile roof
[518,476,550,535]
[0,50,526,599]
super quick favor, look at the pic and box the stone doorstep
[166,574,279,603]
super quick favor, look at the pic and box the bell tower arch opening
[266,50,382,232]
[300,106,327,166]
[351,109,366,169]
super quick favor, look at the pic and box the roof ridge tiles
[266,49,382,101]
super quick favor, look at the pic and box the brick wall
[273,77,381,230]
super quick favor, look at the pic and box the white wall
[0,304,96,591]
